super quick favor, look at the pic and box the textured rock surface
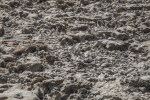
[0,0,150,100]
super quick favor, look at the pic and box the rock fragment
[37,0,47,3]
[41,78,64,87]
[46,55,58,64]
[13,46,25,56]
[15,64,26,73]
[97,31,129,40]
[0,24,4,37]
[101,63,110,68]
[126,76,150,88]
[60,32,95,45]
[142,27,150,33]
[101,39,129,50]
[56,0,65,4]
[50,91,61,100]
[56,3,68,10]
[71,24,88,31]
[140,76,150,81]
[1,55,14,62]
[80,0,90,5]
[0,75,7,84]
[22,27,35,34]
[25,45,37,53]
[38,44,48,51]
[8,0,20,8]
[40,78,64,94]
[128,42,147,53]
[0,60,5,68]
[26,57,43,72]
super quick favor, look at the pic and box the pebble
[0,24,4,37]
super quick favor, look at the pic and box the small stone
[25,45,37,53]
[26,56,43,72]
[80,0,90,5]
[0,75,7,84]
[38,44,48,51]
[0,24,4,37]
[142,27,150,33]
[2,55,14,62]
[0,60,5,68]
[14,93,23,99]
[46,55,58,64]
[50,90,61,100]
[71,24,88,31]
[96,31,112,38]
[60,35,74,45]
[77,62,87,69]
[3,47,15,53]
[13,49,24,55]
[27,14,38,20]
[16,64,26,73]
[101,39,128,50]
[56,0,64,4]
[62,83,79,94]
[126,76,150,87]
[128,42,145,53]
[8,0,20,7]
[0,87,8,93]
[29,63,43,72]
[0,97,8,100]
[13,46,25,56]
[140,76,150,81]
[37,0,47,3]
[60,32,95,45]
[71,32,94,41]
[57,3,68,10]
[101,63,110,68]
[117,26,136,33]
[41,78,64,91]
[16,57,43,72]
[22,27,35,34]
[97,31,129,40]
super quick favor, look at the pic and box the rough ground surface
[0,0,150,100]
